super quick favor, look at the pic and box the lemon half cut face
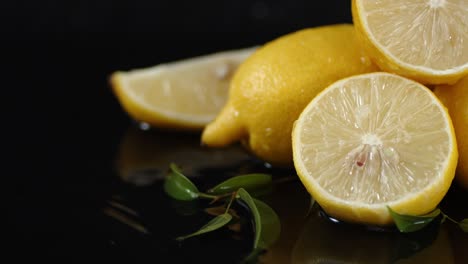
[292,72,458,225]
[352,0,468,84]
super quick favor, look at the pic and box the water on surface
[101,125,468,264]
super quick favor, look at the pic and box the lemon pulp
[111,47,255,130]
[293,72,457,225]
[352,0,468,84]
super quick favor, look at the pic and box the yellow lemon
[111,47,255,130]
[292,72,458,225]
[434,76,468,190]
[352,0,468,85]
[202,24,378,165]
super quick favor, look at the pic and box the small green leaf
[176,213,232,241]
[163,163,199,201]
[388,206,441,233]
[247,184,274,198]
[459,219,468,232]
[254,198,281,249]
[237,188,262,249]
[208,174,272,195]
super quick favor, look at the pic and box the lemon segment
[352,0,468,84]
[111,47,255,130]
[202,24,378,165]
[434,76,468,189]
[292,72,458,225]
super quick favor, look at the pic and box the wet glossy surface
[104,127,468,263]
[7,121,468,263]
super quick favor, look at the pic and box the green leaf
[208,173,272,195]
[388,206,441,233]
[176,213,232,241]
[163,163,199,201]
[247,184,274,198]
[459,219,468,232]
[254,198,281,249]
[237,188,262,249]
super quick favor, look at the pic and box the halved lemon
[111,47,255,130]
[352,0,468,84]
[292,72,458,225]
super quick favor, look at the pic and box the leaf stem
[198,192,218,200]
[224,191,237,214]
[198,192,235,205]
[440,211,459,224]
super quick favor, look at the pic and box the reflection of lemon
[396,227,453,264]
[292,213,392,264]
[202,24,378,165]
[111,47,255,130]
[292,212,454,264]
[448,223,468,264]
[292,73,457,225]
[257,182,310,264]
[434,77,468,190]
[352,0,468,84]
[116,126,251,186]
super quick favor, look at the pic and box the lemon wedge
[352,0,468,84]
[111,47,255,130]
[292,72,458,225]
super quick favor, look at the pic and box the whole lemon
[202,24,378,165]
[434,76,468,190]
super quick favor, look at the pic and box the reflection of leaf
[163,163,199,201]
[208,174,272,195]
[103,207,149,234]
[241,248,265,264]
[459,219,468,232]
[237,188,262,249]
[176,213,232,241]
[390,220,440,263]
[228,222,242,233]
[254,198,281,249]
[388,207,440,233]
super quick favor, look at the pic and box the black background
[4,1,352,261]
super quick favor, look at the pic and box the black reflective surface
[5,1,468,263]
